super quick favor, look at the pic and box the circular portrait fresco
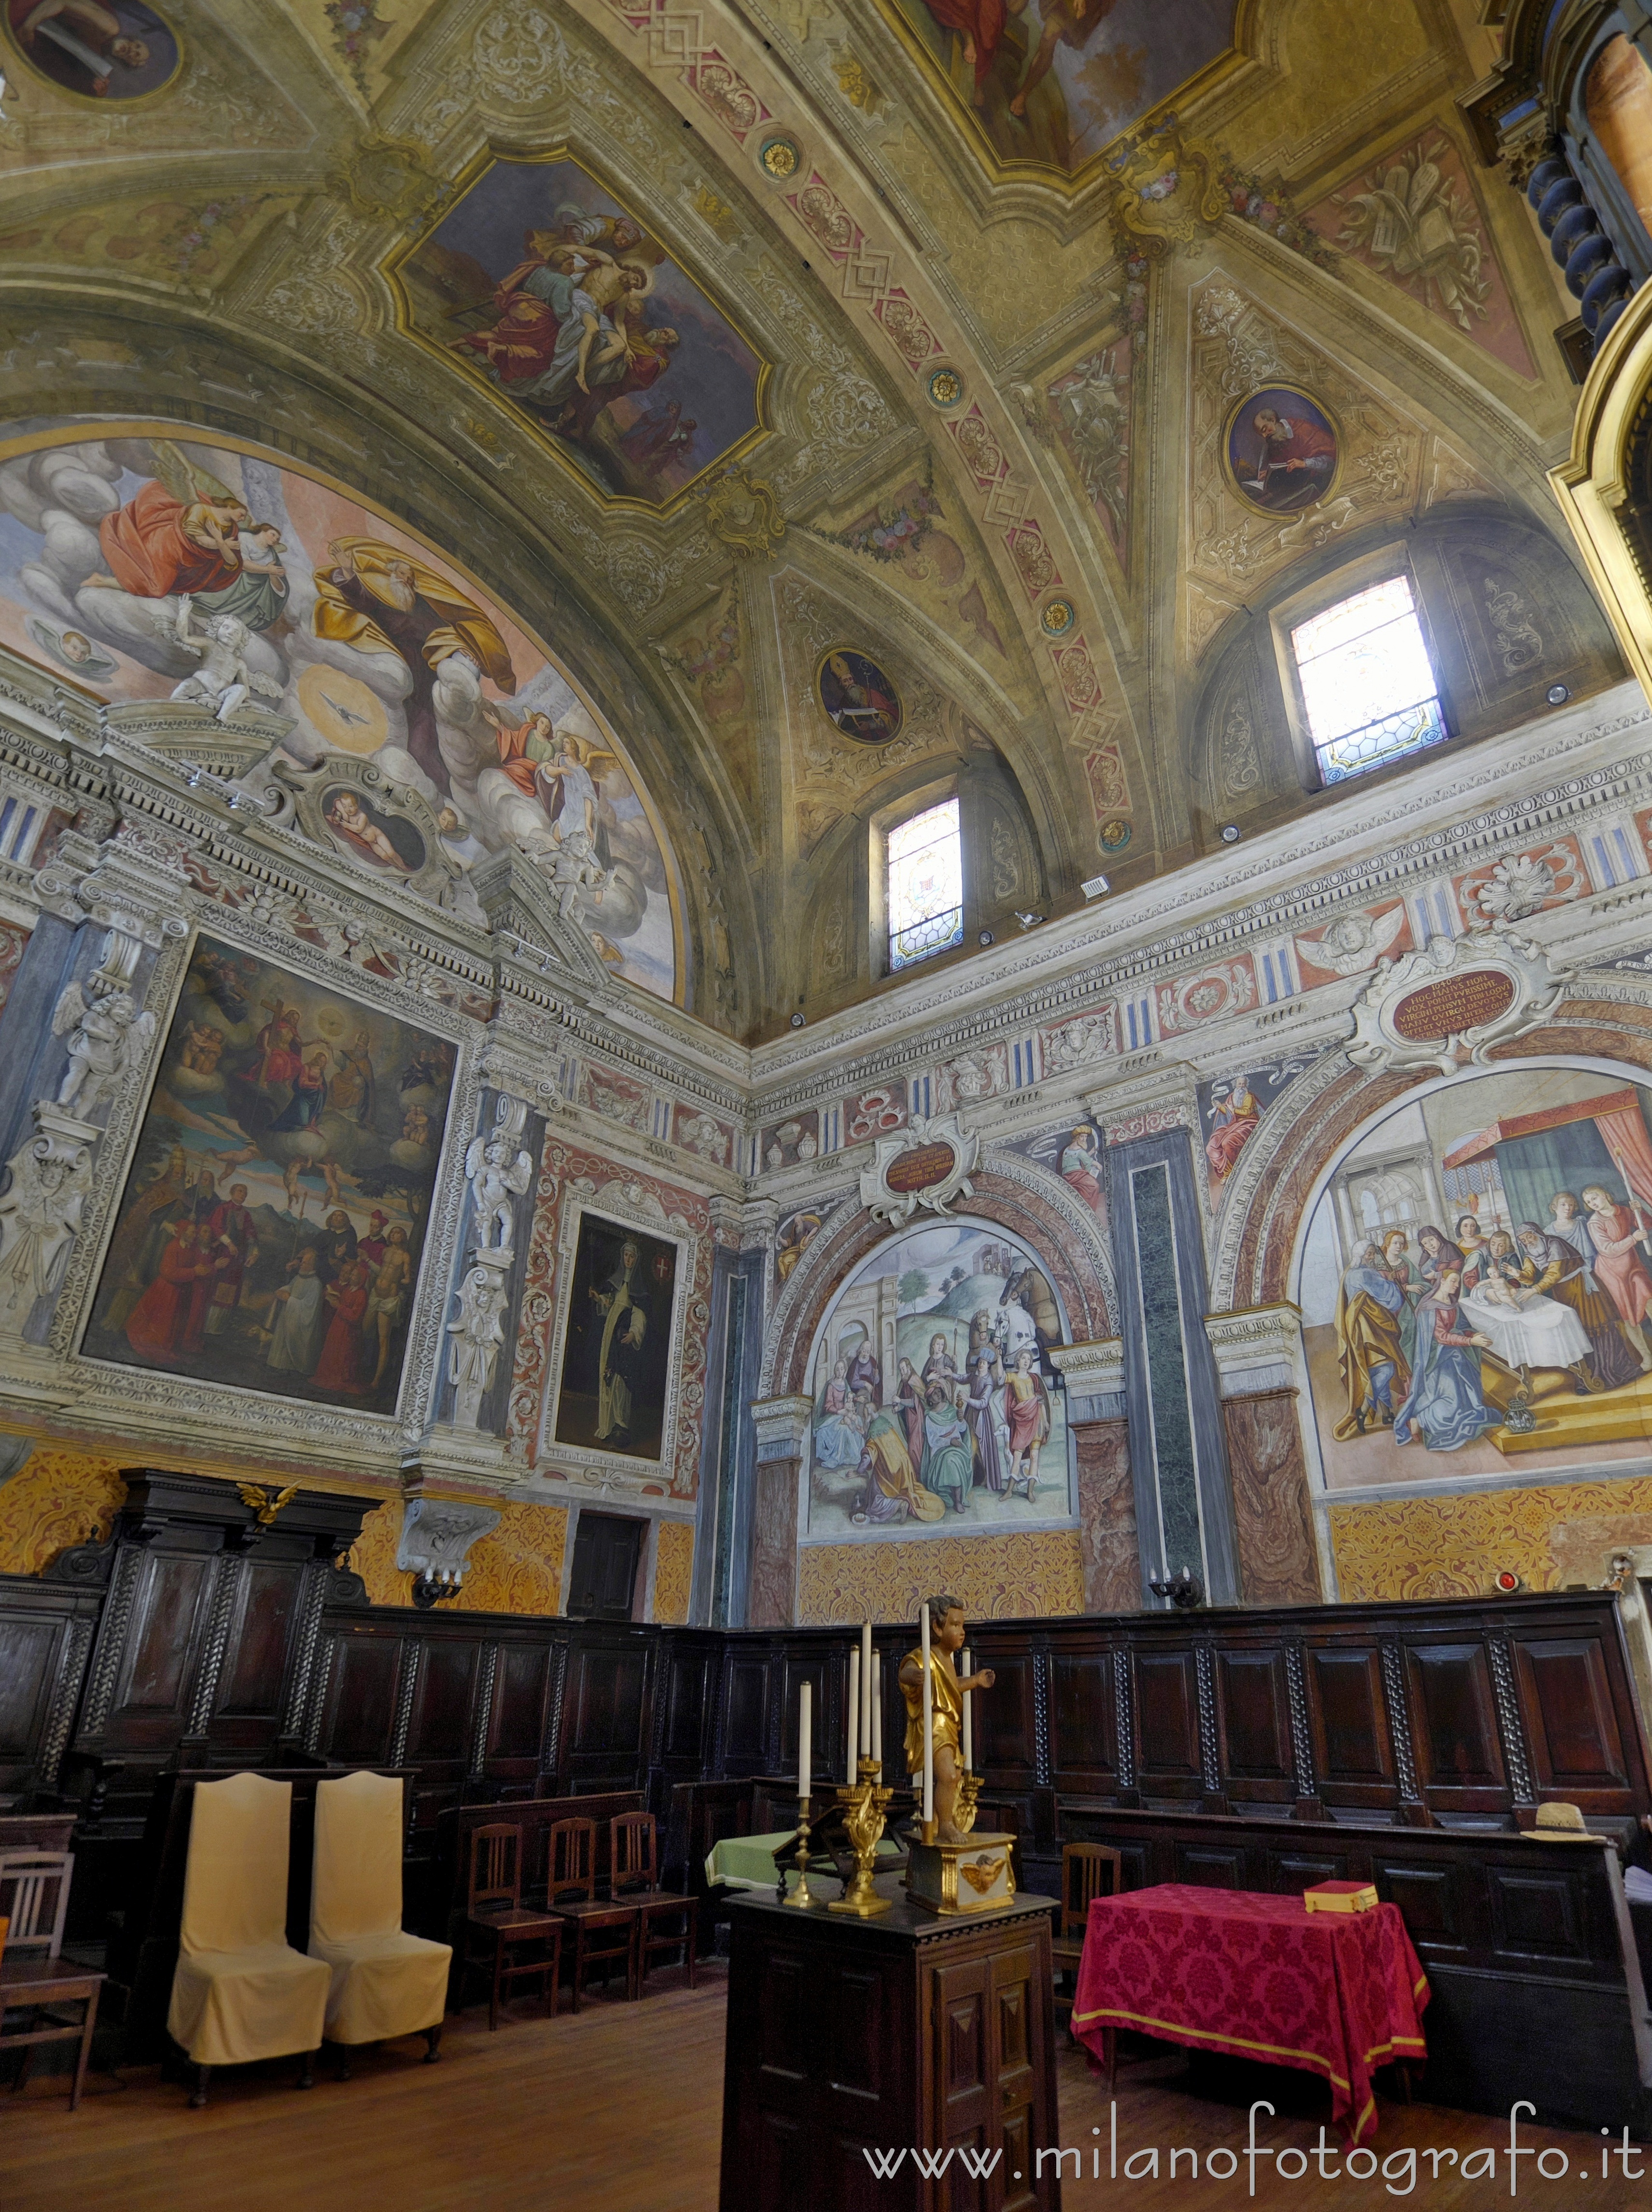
[816,646,903,745]
[1222,385,1341,515]
[5,0,180,100]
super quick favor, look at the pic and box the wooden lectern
[719,1884,1062,2212]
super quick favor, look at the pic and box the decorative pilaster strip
[1195,1644,1221,1797]
[1380,1640,1422,1804]
[1113,1651,1136,1792]
[303,1641,335,1754]
[185,1554,245,1739]
[544,1639,569,1778]
[281,1561,331,1738]
[650,1639,670,1766]
[470,1643,500,1781]
[1033,1646,1052,1787]
[389,1641,422,1768]
[38,1617,94,1788]
[1487,1635,1537,1806]
[77,1542,143,1743]
[1285,1643,1316,1799]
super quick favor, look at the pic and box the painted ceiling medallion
[4,0,179,102]
[927,366,965,407]
[760,136,801,179]
[1039,597,1076,636]
[705,470,786,557]
[860,1114,979,1225]
[1221,384,1343,513]
[816,648,903,743]
[386,149,769,516]
[871,0,1240,189]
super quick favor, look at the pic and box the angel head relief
[0,428,677,1000]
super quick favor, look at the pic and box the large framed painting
[803,1218,1074,1540]
[82,932,457,1414]
[1298,1064,1652,1488]
[388,151,768,513]
[0,420,680,1004]
[549,1207,686,1470]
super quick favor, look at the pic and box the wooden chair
[1053,1842,1121,2048]
[547,1818,638,2012]
[461,1823,562,2032]
[0,1852,72,1960]
[610,1813,698,1993]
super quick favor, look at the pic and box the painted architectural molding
[1203,1302,1305,1399]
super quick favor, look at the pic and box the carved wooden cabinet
[720,1890,1061,2212]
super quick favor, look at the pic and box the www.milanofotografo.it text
[860,2103,1647,2194]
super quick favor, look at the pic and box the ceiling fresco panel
[388,150,768,514]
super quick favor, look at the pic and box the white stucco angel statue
[52,984,157,1119]
[0,1132,93,1335]
[464,1131,534,1251]
[447,1264,509,1428]
[167,612,283,724]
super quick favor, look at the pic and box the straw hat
[1523,1800,1610,1843]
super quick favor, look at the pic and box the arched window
[885,795,964,972]
[1288,573,1448,785]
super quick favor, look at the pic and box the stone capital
[1085,1059,1201,1148]
[1204,1302,1304,1398]
[1048,1336,1126,1422]
[751,1392,813,1462]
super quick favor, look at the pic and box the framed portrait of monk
[550,1208,684,1465]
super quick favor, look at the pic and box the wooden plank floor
[2,1968,1643,2212]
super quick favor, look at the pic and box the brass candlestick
[828,1756,894,1917]
[784,1797,819,1907]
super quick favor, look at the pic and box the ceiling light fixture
[1546,684,1570,705]
[790,1011,806,1028]
[977,928,994,945]
[1220,825,1241,843]
[1014,910,1045,930]
[1081,873,1110,899]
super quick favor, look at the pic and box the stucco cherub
[168,612,283,724]
[464,1130,534,1251]
[0,1133,93,1334]
[51,983,157,1119]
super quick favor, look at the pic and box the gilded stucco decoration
[796,1529,1084,1625]
[1329,1478,1652,1603]
[652,1516,694,1621]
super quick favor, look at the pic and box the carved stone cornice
[709,1193,778,1251]
[1204,1302,1305,1399]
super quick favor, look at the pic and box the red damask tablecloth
[1071,1884,1429,2146]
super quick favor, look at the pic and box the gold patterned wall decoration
[653,1518,694,1624]
[0,1443,124,1575]
[1329,1475,1652,1601]
[797,1530,1083,1625]
[348,1496,410,1607]
[462,1500,569,1615]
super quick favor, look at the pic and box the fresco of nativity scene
[0,425,677,1001]
[83,936,456,1415]
[805,1220,1074,1539]
[882,0,1237,178]
[392,154,765,510]
[1299,1067,1652,1486]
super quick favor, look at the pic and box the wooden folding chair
[610,1813,698,1993]
[461,1823,562,2031]
[547,1818,638,2012]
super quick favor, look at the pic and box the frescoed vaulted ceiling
[0,0,1610,1038]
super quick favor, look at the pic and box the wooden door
[566,1512,644,1621]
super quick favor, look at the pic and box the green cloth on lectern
[705,1829,900,1892]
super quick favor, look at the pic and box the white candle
[920,1602,934,1826]
[847,1646,860,1774]
[961,1645,973,1772]
[872,1650,883,1773]
[798,1681,812,1805]
[860,1620,873,1758]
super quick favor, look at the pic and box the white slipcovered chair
[308,1770,451,2073]
[167,1772,331,2108]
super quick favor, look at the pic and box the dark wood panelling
[1132,1648,1201,1789]
[1406,1642,1507,1803]
[974,1639,1037,1790]
[212,1560,302,1722]
[1049,1648,1115,1791]
[1217,1649,1293,1789]
[0,1577,101,1801]
[1514,1635,1635,1799]
[1308,1646,1395,1801]
[318,1633,400,1765]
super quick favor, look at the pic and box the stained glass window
[1290,574,1448,785]
[887,797,963,972]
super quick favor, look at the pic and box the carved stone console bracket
[395,1496,502,1605]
